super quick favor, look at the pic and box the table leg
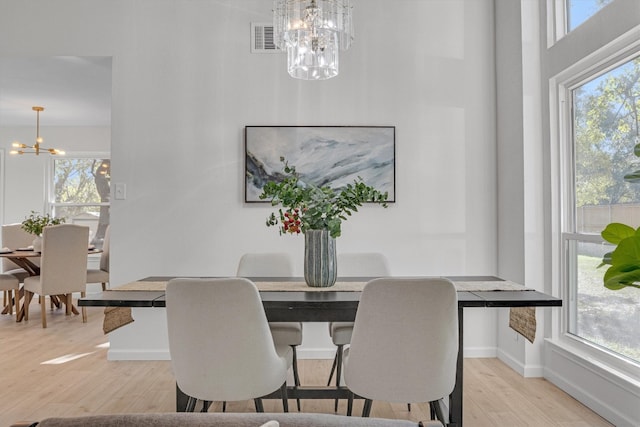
[15,291,74,322]
[16,287,27,322]
[448,307,464,427]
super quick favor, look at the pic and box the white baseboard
[544,340,639,427]
[496,348,545,377]
[298,348,336,360]
[464,346,497,358]
[301,346,501,360]
[108,349,170,361]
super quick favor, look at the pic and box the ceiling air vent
[251,22,281,53]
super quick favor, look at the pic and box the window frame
[45,151,111,236]
[551,35,640,380]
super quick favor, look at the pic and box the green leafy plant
[21,211,65,236]
[599,140,640,290]
[600,223,640,290]
[259,157,389,238]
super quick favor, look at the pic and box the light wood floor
[0,299,613,426]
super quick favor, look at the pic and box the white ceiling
[0,56,111,127]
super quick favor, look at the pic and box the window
[566,0,613,32]
[48,155,110,249]
[563,56,640,364]
[551,0,614,44]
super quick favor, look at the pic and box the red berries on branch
[281,208,302,234]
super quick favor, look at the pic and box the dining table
[0,247,102,321]
[79,275,561,427]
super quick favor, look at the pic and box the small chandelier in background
[273,0,354,80]
[10,106,65,156]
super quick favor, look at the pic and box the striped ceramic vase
[304,229,337,287]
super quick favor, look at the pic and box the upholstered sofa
[12,413,443,427]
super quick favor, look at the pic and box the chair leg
[431,399,447,425]
[11,289,19,319]
[362,398,373,417]
[201,400,211,412]
[347,391,354,416]
[222,401,226,412]
[408,403,411,411]
[327,350,338,385]
[41,295,47,328]
[185,396,197,412]
[13,289,19,317]
[334,344,344,412]
[254,398,264,412]
[280,381,289,413]
[291,345,301,411]
[6,290,13,315]
[101,282,106,291]
[81,291,87,323]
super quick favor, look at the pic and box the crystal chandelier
[273,0,354,80]
[10,106,65,156]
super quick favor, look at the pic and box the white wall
[0,0,499,353]
[0,126,110,224]
[494,0,548,378]
[108,0,498,282]
[0,0,498,278]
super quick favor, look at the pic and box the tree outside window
[50,157,110,248]
[569,55,640,363]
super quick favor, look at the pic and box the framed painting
[245,126,395,203]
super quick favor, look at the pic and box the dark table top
[80,276,561,321]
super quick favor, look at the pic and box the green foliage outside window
[52,158,110,246]
[584,56,640,291]
[574,57,640,208]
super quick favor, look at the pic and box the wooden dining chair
[1,223,37,282]
[327,252,390,412]
[23,224,90,328]
[165,278,293,413]
[236,252,302,411]
[343,277,458,425]
[86,225,110,290]
[0,273,20,320]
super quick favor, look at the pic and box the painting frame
[245,125,396,203]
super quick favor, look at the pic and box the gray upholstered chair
[0,273,20,320]
[165,278,293,413]
[1,223,37,282]
[86,225,110,290]
[343,277,458,425]
[23,224,90,328]
[328,252,390,411]
[236,252,302,411]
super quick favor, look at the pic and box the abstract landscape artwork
[245,126,395,202]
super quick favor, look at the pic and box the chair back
[237,252,294,277]
[344,277,458,404]
[39,224,89,295]
[100,225,110,272]
[165,278,290,402]
[337,252,390,277]
[1,223,38,272]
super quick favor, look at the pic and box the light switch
[115,183,127,200]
